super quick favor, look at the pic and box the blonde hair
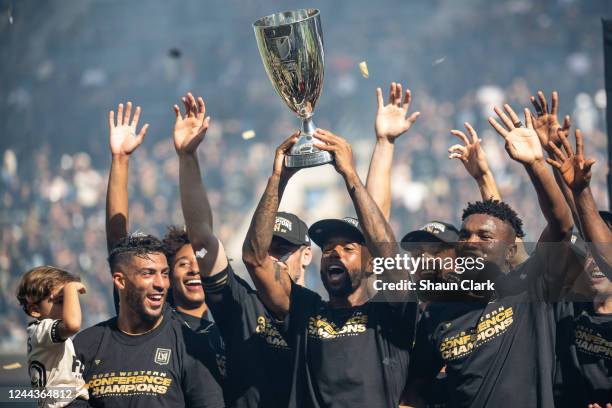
[16,266,80,316]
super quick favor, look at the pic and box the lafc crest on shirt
[308,312,368,339]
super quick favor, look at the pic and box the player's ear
[113,271,126,291]
[505,242,517,264]
[301,246,313,267]
[28,303,41,318]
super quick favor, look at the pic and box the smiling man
[73,234,225,408]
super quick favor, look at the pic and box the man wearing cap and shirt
[242,129,417,408]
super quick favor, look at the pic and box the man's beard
[125,281,163,323]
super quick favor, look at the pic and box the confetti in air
[433,57,446,66]
[242,130,256,140]
[359,61,369,78]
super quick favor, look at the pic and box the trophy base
[285,150,333,168]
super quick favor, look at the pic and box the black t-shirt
[285,284,417,408]
[410,254,558,407]
[555,302,612,406]
[203,264,293,408]
[173,309,227,382]
[73,306,225,408]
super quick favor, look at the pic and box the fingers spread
[575,128,584,157]
[524,108,534,129]
[504,104,520,125]
[548,141,566,161]
[109,110,115,129]
[408,111,420,123]
[530,96,542,115]
[546,157,562,170]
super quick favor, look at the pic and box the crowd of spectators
[0,0,610,352]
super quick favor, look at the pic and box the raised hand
[173,92,210,156]
[488,104,543,165]
[448,122,490,179]
[272,131,300,180]
[529,90,571,152]
[314,129,356,178]
[108,101,149,156]
[374,82,420,143]
[546,128,596,192]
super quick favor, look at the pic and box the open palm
[173,93,210,155]
[108,101,148,156]
[374,82,420,142]
[489,104,543,165]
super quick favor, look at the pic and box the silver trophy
[253,9,333,168]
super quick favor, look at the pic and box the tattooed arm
[242,133,299,319]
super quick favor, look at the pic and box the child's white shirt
[27,319,88,407]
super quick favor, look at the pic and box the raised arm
[449,122,501,201]
[241,133,299,319]
[529,90,580,230]
[489,105,573,242]
[547,129,612,276]
[366,82,420,220]
[105,102,148,251]
[56,282,87,339]
[174,92,227,277]
[315,129,397,258]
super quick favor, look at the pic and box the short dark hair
[108,233,167,272]
[462,199,525,238]
[17,266,80,316]
[162,226,190,268]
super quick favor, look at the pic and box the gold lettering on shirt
[574,325,612,360]
[307,312,368,339]
[89,373,172,397]
[255,316,289,349]
[439,306,514,361]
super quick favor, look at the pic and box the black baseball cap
[308,217,365,248]
[273,212,310,246]
[401,221,459,248]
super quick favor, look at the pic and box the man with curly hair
[405,105,577,407]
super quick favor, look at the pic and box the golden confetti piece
[242,130,256,140]
[3,362,21,370]
[359,61,369,78]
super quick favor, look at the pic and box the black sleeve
[286,282,321,337]
[406,310,444,389]
[181,331,226,408]
[522,242,585,302]
[203,263,266,345]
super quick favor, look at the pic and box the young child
[16,266,89,407]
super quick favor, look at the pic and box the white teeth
[148,295,162,301]
[185,279,202,285]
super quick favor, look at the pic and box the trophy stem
[301,116,316,136]
[286,115,334,168]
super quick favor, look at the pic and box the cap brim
[400,230,449,248]
[308,219,364,248]
[272,233,305,247]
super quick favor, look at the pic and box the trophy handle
[285,116,334,168]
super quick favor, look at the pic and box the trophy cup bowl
[253,9,333,168]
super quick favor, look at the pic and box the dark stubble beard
[124,279,162,324]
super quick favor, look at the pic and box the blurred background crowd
[0,0,610,354]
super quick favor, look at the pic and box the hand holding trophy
[253,9,333,168]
